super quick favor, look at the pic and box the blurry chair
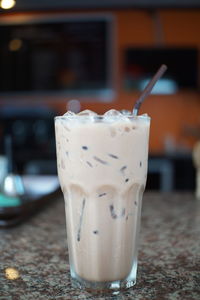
[0,105,57,174]
[148,158,174,192]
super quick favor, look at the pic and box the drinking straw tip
[133,64,168,115]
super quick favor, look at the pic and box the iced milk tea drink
[55,109,150,291]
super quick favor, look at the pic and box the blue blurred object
[139,78,178,94]
[0,135,23,208]
[0,194,21,207]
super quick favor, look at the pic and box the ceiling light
[0,0,16,9]
[9,39,23,51]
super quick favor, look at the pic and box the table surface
[0,193,200,300]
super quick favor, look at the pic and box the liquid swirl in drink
[55,109,150,288]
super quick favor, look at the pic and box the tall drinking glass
[54,112,150,292]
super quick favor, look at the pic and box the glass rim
[55,114,151,121]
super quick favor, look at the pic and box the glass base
[71,276,136,295]
[70,261,137,295]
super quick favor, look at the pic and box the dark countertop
[0,193,200,300]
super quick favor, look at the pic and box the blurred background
[0,0,200,192]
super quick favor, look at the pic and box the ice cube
[104,111,121,123]
[77,110,97,116]
[120,109,132,115]
[104,109,122,117]
[62,111,78,127]
[104,109,131,123]
[63,111,76,117]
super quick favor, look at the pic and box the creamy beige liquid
[55,114,150,282]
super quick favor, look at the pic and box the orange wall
[1,9,200,153]
[160,10,200,46]
[54,9,200,154]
